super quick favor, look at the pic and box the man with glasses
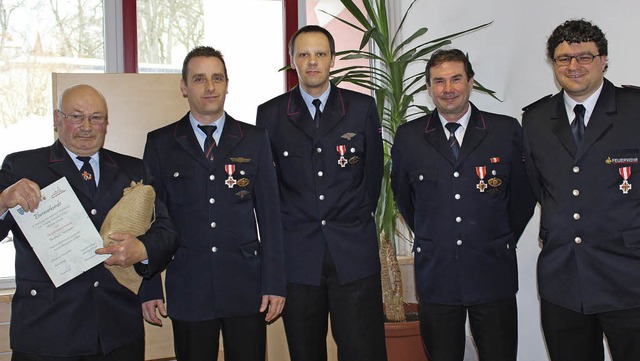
[523,19,640,361]
[0,84,178,360]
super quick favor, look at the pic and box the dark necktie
[312,99,322,128]
[445,122,461,159]
[198,124,217,162]
[571,104,586,145]
[77,156,97,196]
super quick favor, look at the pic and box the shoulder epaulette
[522,94,552,112]
[622,84,640,91]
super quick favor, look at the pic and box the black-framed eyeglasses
[553,54,600,67]
[57,110,108,125]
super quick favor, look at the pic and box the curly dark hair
[547,19,608,60]
[182,46,228,83]
[424,49,475,85]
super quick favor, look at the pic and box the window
[0,0,106,288]
[137,0,285,125]
[306,0,369,94]
[0,0,315,287]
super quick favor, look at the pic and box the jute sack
[99,181,155,294]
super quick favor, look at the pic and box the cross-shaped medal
[476,180,487,192]
[225,176,237,188]
[620,180,632,194]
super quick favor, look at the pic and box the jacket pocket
[622,226,640,248]
[489,233,516,258]
[162,167,198,205]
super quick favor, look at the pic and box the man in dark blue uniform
[141,46,286,361]
[391,49,535,361]
[256,25,386,361]
[0,84,177,360]
[523,19,640,361]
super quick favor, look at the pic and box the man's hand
[142,299,167,326]
[0,178,42,214]
[260,295,285,323]
[95,232,148,267]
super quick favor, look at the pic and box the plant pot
[385,304,430,361]
[385,320,429,361]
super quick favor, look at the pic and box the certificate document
[9,177,108,287]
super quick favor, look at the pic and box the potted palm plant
[325,1,495,358]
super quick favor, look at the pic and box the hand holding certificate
[9,177,108,287]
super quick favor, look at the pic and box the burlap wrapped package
[99,181,155,294]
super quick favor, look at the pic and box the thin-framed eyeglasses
[553,54,600,67]
[57,110,108,125]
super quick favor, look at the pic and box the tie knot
[445,122,461,135]
[198,124,217,137]
[312,99,322,110]
[574,104,586,118]
[77,156,92,164]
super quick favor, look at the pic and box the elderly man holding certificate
[0,84,177,361]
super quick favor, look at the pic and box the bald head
[54,84,109,156]
[57,84,108,112]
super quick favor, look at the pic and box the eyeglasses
[553,54,600,67]
[57,110,107,125]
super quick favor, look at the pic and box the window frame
[0,0,300,290]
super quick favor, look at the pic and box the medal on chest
[619,166,632,194]
[337,145,348,168]
[476,166,487,192]
[224,164,237,188]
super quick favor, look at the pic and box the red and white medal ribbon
[225,164,237,188]
[337,145,348,167]
[476,166,487,192]
[619,166,632,194]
